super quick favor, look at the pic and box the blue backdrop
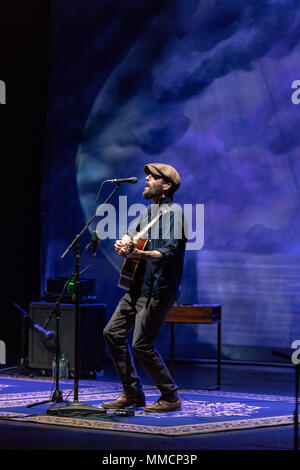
[41,0,300,362]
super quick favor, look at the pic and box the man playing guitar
[102,163,186,412]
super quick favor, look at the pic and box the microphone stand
[46,183,122,417]
[272,349,299,450]
[0,304,35,376]
[26,280,72,409]
[4,303,65,408]
[27,233,100,410]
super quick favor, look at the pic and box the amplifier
[42,277,97,303]
[28,302,106,372]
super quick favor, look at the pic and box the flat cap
[144,163,180,191]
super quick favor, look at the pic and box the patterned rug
[0,374,298,436]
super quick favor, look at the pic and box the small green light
[67,280,75,294]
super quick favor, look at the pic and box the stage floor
[0,360,298,454]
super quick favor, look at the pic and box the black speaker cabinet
[28,302,106,372]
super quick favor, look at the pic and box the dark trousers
[103,289,178,400]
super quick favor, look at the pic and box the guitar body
[118,238,148,290]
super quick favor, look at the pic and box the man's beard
[142,185,162,199]
[142,188,153,199]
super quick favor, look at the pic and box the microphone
[105,177,138,184]
[13,303,55,341]
[91,231,100,257]
[32,322,55,340]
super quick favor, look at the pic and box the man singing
[102,163,186,412]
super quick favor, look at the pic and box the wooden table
[165,304,222,388]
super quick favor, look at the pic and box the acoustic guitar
[117,204,171,290]
[118,237,148,290]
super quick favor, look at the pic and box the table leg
[170,323,175,378]
[217,322,221,388]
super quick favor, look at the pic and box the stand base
[46,401,135,417]
[28,390,67,409]
[0,364,38,378]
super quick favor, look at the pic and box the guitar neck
[132,206,170,244]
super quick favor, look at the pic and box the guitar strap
[132,204,171,243]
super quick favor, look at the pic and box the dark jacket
[128,197,186,298]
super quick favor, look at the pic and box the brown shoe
[101,392,146,409]
[143,397,181,412]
